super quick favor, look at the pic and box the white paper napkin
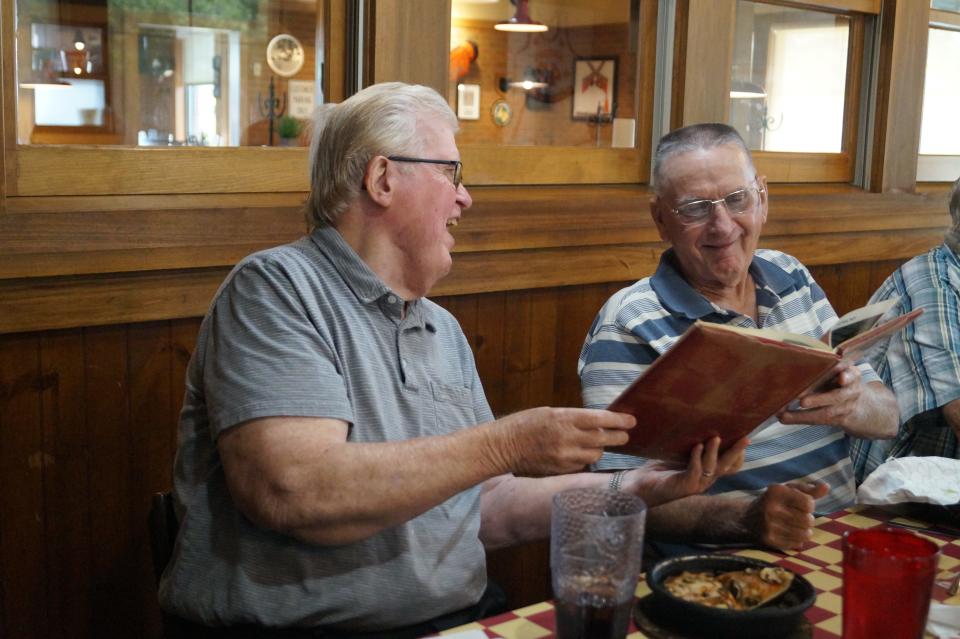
[857,457,960,506]
[927,602,960,639]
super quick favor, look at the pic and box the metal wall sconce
[499,66,559,109]
[498,76,548,92]
[729,79,766,99]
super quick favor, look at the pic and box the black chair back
[148,491,178,585]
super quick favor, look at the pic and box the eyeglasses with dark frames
[388,156,463,188]
[671,185,764,226]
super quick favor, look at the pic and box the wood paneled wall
[0,259,905,638]
[1,184,951,335]
[0,320,198,639]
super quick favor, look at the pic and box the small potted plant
[277,115,303,146]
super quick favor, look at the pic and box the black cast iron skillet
[642,554,816,638]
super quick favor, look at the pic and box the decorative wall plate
[266,34,305,77]
[491,99,512,127]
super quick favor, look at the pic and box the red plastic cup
[842,527,940,639]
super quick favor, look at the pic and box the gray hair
[948,176,960,250]
[305,82,458,228]
[652,123,756,195]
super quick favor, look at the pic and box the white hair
[652,123,755,195]
[305,82,458,228]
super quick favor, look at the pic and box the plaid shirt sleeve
[851,245,960,481]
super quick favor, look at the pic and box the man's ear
[363,156,393,207]
[756,174,769,224]
[650,196,670,242]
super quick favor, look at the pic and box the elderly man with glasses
[579,123,897,553]
[158,85,747,638]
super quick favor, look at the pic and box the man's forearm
[223,407,634,547]
[479,473,608,551]
[645,495,752,544]
[286,431,502,544]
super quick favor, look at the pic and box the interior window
[919,27,960,156]
[916,21,960,181]
[449,0,641,150]
[16,0,322,147]
[728,1,850,153]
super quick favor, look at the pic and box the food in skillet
[663,566,794,611]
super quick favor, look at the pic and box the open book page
[826,298,900,348]
[694,298,906,354]
[799,304,923,397]
[708,322,830,352]
[832,306,923,360]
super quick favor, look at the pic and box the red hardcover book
[605,300,922,462]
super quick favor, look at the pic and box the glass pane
[34,79,105,125]
[932,0,960,13]
[919,27,960,155]
[728,1,849,153]
[449,0,640,148]
[16,0,323,147]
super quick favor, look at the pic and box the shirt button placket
[396,321,410,386]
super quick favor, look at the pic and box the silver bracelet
[608,470,628,492]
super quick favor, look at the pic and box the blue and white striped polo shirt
[850,243,960,482]
[579,248,878,513]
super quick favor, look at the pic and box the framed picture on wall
[572,57,617,121]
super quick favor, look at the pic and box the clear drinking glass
[551,488,646,639]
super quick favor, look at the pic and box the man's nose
[706,199,737,228]
[457,183,472,210]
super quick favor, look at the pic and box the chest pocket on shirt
[429,380,477,435]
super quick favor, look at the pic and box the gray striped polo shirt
[159,226,493,630]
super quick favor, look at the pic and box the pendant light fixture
[729,79,766,99]
[495,0,548,33]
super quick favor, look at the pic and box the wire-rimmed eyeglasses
[388,156,463,188]
[671,185,764,226]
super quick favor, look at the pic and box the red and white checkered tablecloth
[441,506,960,639]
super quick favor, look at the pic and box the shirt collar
[650,248,795,319]
[309,226,435,329]
[751,251,796,295]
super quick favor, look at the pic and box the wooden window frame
[676,0,877,184]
